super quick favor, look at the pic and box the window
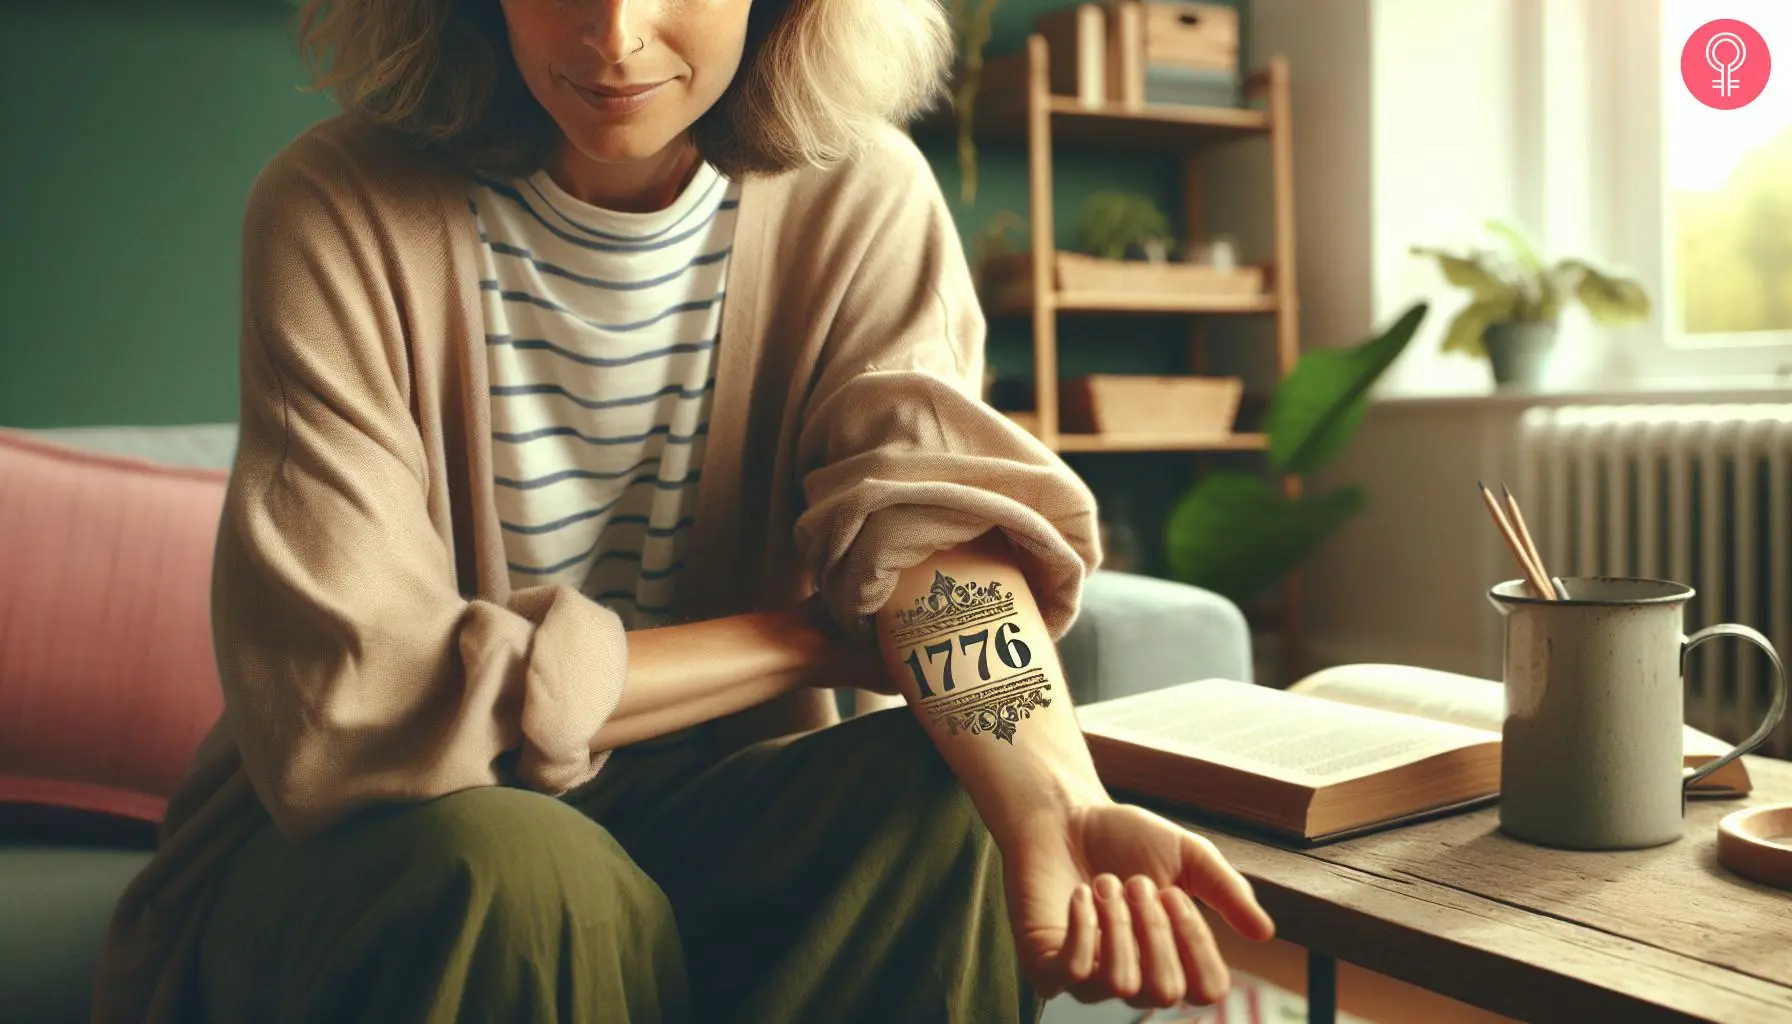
[1661,1,1792,349]
[1595,0,1792,386]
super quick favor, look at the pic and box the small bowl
[1717,803,1792,890]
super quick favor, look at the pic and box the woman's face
[500,0,753,166]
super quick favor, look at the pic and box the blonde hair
[295,0,954,178]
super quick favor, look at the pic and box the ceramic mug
[1489,577,1788,850]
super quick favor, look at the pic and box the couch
[0,423,1254,1024]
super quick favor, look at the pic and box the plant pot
[1483,321,1557,389]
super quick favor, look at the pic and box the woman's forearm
[592,605,847,750]
[874,532,1109,848]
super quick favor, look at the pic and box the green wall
[1,0,335,428]
[0,0,1231,439]
[915,1,1199,387]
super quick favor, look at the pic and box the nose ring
[631,36,645,56]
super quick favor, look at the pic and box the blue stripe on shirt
[497,456,663,491]
[480,236,732,292]
[520,172,725,243]
[490,378,715,413]
[474,177,736,254]
[608,514,696,538]
[482,285,724,334]
[503,519,697,576]
[493,421,709,447]
[486,333,717,369]
[509,544,686,580]
[500,471,701,536]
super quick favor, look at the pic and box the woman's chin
[564,123,686,167]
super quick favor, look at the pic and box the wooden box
[1052,251,1263,297]
[980,251,1266,307]
[1060,375,1244,437]
[1141,2,1238,71]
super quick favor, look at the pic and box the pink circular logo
[1681,19,1771,109]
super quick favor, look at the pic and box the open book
[1078,664,1752,844]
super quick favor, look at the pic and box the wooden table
[1187,756,1792,1024]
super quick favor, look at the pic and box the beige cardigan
[93,115,1099,1022]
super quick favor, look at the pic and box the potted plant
[1412,221,1651,389]
[1163,303,1429,604]
[1074,191,1175,262]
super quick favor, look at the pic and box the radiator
[1516,404,1792,758]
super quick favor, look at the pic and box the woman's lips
[565,76,670,116]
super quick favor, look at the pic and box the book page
[1079,678,1495,788]
[1288,664,1505,732]
[1290,664,1748,785]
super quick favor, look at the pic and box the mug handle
[1681,624,1789,791]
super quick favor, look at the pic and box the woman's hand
[1004,800,1275,1008]
[796,596,901,694]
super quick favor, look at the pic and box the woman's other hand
[1006,800,1275,1008]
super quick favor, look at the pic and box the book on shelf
[1143,63,1242,108]
[1079,663,1753,845]
[1034,4,1107,108]
[1104,0,1145,109]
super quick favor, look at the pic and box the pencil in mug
[1501,484,1566,600]
[1478,480,1555,599]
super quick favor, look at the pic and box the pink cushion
[0,430,227,824]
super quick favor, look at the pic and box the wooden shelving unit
[946,30,1308,679]
[985,34,1300,452]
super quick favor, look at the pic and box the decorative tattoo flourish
[891,570,1017,647]
[927,671,1053,744]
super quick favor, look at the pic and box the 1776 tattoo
[891,570,1053,743]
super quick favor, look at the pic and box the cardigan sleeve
[791,130,1102,640]
[215,141,628,840]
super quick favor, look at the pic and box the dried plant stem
[950,0,999,206]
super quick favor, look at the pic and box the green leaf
[1410,246,1511,299]
[1485,219,1544,274]
[1440,295,1514,357]
[1559,259,1652,323]
[1534,277,1564,322]
[1163,474,1368,603]
[1265,302,1428,476]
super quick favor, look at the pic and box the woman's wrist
[977,765,1114,852]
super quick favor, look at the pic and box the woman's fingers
[1124,875,1187,1008]
[1063,883,1099,985]
[1179,832,1276,942]
[1164,885,1231,1005]
[1093,873,1141,999]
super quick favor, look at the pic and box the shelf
[1054,432,1268,453]
[911,93,1269,152]
[1045,97,1270,149]
[1059,289,1275,313]
[990,286,1277,317]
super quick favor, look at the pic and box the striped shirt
[470,161,739,629]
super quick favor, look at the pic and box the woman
[94,0,1276,1021]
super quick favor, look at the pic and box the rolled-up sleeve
[791,132,1102,639]
[220,141,630,840]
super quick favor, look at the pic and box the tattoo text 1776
[891,570,1053,744]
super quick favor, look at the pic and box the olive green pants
[196,709,1038,1023]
